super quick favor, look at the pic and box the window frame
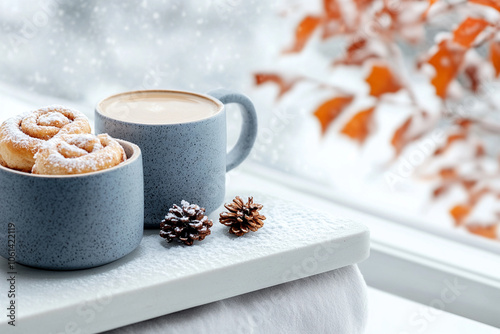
[239,162,500,328]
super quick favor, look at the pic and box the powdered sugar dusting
[37,104,81,116]
[32,133,126,175]
[0,106,92,171]
[0,112,40,150]
[57,141,89,159]
[37,112,70,127]
[0,106,90,149]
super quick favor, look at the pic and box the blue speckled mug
[95,89,258,228]
[0,139,144,270]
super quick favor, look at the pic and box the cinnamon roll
[0,106,91,172]
[32,133,127,175]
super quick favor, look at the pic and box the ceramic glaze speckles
[0,140,144,270]
[95,89,258,228]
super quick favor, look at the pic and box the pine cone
[219,196,266,236]
[160,200,213,246]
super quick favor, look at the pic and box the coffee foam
[99,91,222,125]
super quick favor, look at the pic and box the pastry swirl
[0,106,91,172]
[32,133,126,175]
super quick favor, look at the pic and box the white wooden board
[0,182,369,334]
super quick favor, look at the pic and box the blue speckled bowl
[0,139,144,270]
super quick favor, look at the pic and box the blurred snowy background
[0,0,498,249]
[0,0,283,102]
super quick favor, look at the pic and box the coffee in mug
[98,91,220,124]
[95,89,258,228]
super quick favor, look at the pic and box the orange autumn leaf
[334,38,378,66]
[422,0,439,18]
[284,15,321,53]
[334,38,367,65]
[453,17,490,48]
[433,133,467,156]
[476,143,486,157]
[466,224,498,239]
[455,118,474,129]
[490,41,500,77]
[254,73,298,99]
[464,64,481,92]
[439,167,458,179]
[323,0,341,19]
[450,204,472,226]
[340,107,375,144]
[433,184,450,199]
[470,0,500,12]
[427,40,465,98]
[314,96,354,134]
[353,0,374,10]
[470,187,491,204]
[321,0,344,39]
[365,65,402,97]
[346,37,366,53]
[391,117,413,156]
[461,179,477,190]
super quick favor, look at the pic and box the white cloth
[104,265,367,334]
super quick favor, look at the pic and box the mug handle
[208,88,258,172]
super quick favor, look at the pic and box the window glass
[1,0,498,246]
